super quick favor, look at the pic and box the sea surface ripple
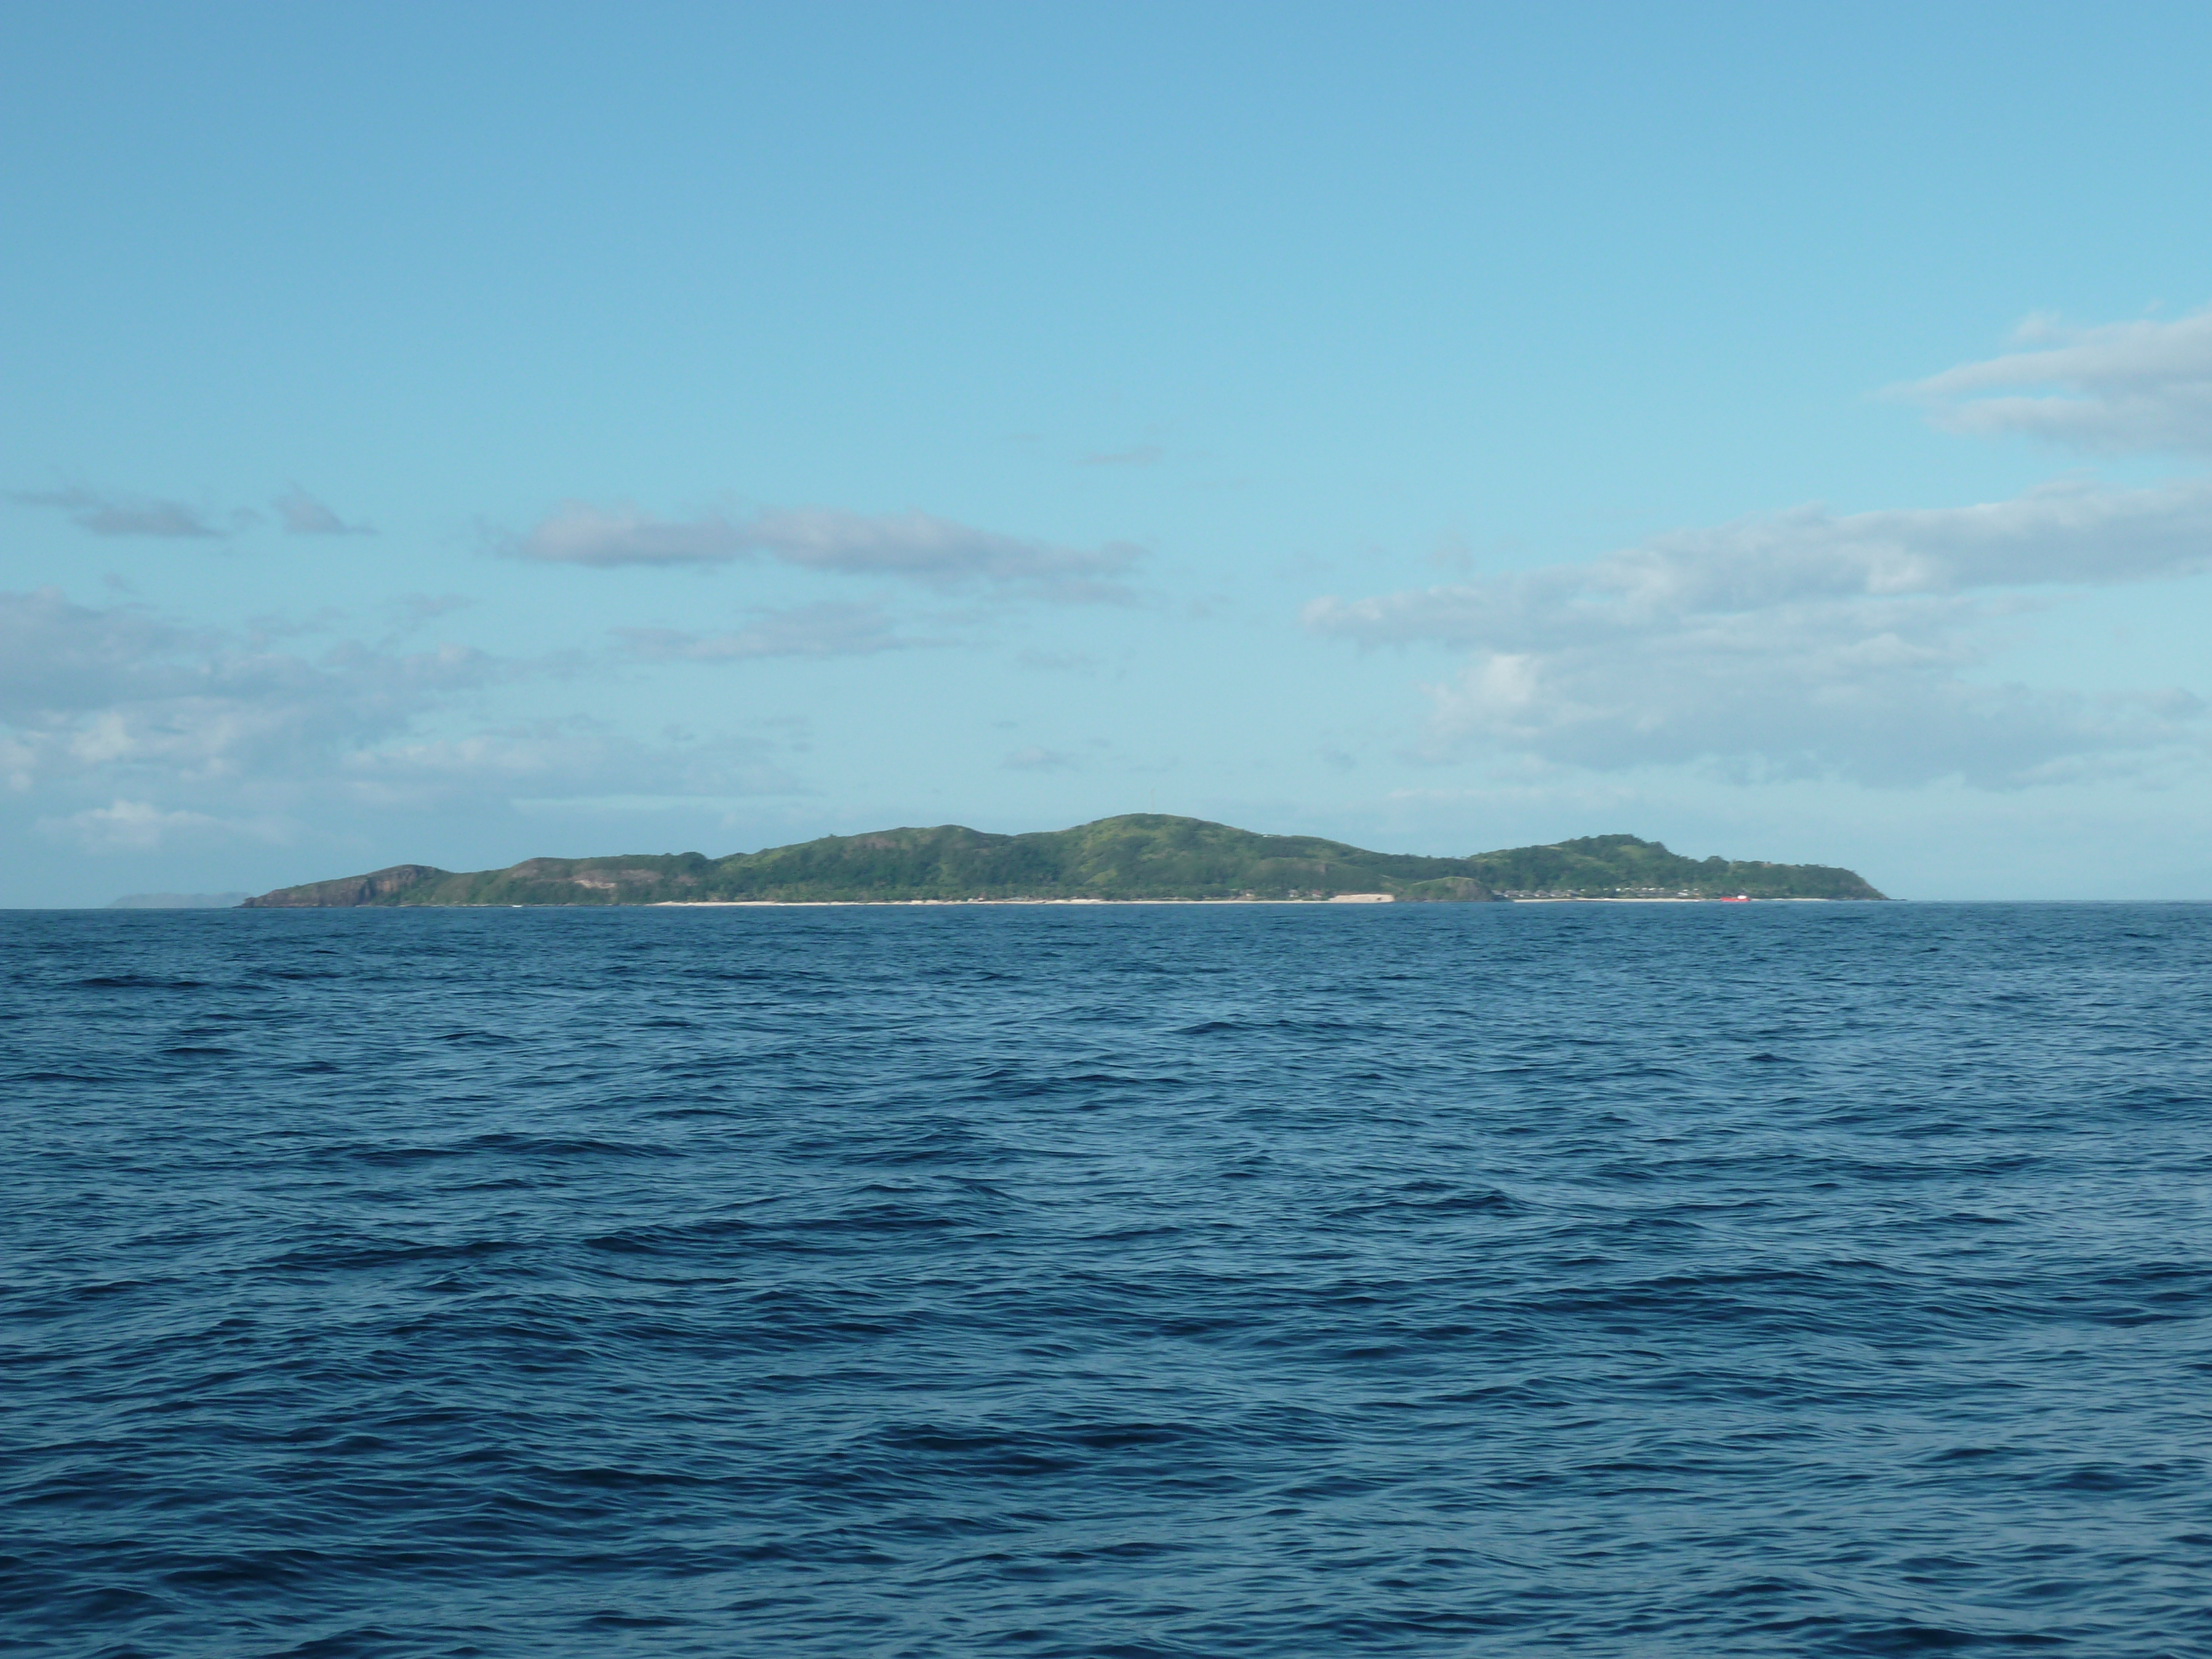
[4,902,2209,1657]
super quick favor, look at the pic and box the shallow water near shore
[4,901,2209,1657]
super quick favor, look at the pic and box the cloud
[35,799,267,853]
[515,502,748,565]
[1079,445,1164,467]
[1901,306,2212,456]
[1408,608,2203,789]
[1016,649,1102,672]
[275,487,373,535]
[390,593,474,629]
[9,487,233,538]
[1002,745,1080,771]
[751,508,1128,593]
[0,586,486,799]
[0,587,210,718]
[0,588,807,848]
[1305,479,2212,787]
[337,723,797,808]
[0,588,498,793]
[11,484,373,538]
[509,500,1142,601]
[613,601,917,662]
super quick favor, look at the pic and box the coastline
[641,893,1841,907]
[648,894,1402,907]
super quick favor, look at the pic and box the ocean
[4,902,2208,1656]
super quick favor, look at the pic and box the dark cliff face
[239,864,448,907]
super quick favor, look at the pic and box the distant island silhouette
[240,816,1885,906]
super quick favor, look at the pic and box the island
[239,816,1886,906]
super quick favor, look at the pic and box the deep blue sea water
[4,902,2210,1657]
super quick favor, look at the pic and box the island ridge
[239,816,1886,907]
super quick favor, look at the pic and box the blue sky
[6,1,2212,902]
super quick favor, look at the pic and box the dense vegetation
[1466,833,1884,900]
[243,817,1885,906]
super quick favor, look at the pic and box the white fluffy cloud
[1902,306,2212,456]
[1305,480,2212,786]
[510,501,1142,602]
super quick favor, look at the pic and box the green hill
[240,817,1885,906]
[1467,833,1883,900]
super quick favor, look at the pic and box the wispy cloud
[1016,649,1103,672]
[1313,479,2212,638]
[35,799,267,853]
[1900,305,2212,456]
[9,487,236,538]
[509,500,1143,602]
[11,483,373,539]
[1305,479,2212,787]
[337,722,796,808]
[754,509,1136,599]
[275,487,373,535]
[613,601,920,662]
[0,587,498,794]
[517,503,747,565]
[1079,444,1164,467]
[1002,745,1081,771]
[0,587,798,843]
[390,593,474,630]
